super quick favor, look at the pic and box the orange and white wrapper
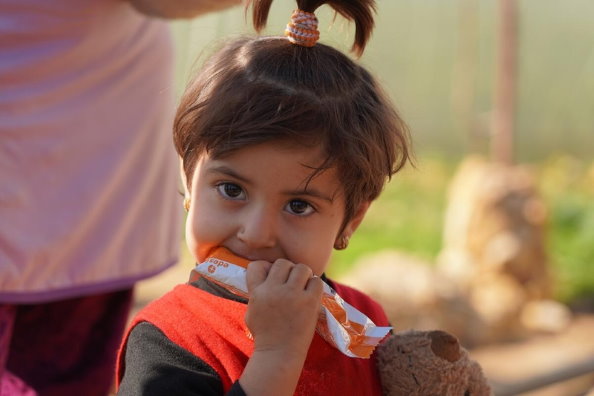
[189,247,392,358]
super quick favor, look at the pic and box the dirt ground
[131,261,594,396]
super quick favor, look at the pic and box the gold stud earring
[334,235,350,250]
[183,198,191,212]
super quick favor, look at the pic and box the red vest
[118,282,389,395]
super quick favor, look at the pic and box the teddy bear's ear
[428,330,462,362]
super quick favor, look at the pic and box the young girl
[116,0,411,394]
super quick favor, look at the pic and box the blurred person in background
[0,0,240,395]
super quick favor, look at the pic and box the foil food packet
[189,247,392,358]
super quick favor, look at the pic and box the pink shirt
[0,0,183,302]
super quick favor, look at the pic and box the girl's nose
[237,204,277,249]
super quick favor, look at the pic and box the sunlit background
[136,2,594,394]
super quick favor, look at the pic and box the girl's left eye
[285,199,314,216]
[216,182,246,200]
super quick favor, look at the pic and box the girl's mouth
[199,244,282,264]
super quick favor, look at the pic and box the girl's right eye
[216,182,246,200]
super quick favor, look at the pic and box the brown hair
[173,0,412,226]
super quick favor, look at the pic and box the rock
[438,156,550,299]
[436,155,562,343]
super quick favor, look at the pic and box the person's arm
[118,321,245,396]
[125,0,241,19]
[238,260,323,396]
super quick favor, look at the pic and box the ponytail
[246,0,376,56]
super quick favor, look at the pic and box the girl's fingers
[246,260,272,293]
[265,259,294,283]
[248,259,320,292]
[285,263,313,289]
[305,275,323,295]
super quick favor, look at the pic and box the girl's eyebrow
[283,188,334,203]
[207,165,252,184]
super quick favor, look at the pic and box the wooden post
[491,0,518,164]
[452,0,479,151]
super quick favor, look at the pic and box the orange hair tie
[284,9,320,48]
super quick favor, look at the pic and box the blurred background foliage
[171,1,594,305]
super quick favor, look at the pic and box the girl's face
[185,141,368,275]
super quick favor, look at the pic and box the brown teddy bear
[376,330,492,396]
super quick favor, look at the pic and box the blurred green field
[328,155,594,305]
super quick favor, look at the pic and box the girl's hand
[239,259,323,396]
[246,259,322,355]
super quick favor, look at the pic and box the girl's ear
[179,159,191,212]
[338,201,371,241]
[179,158,190,199]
